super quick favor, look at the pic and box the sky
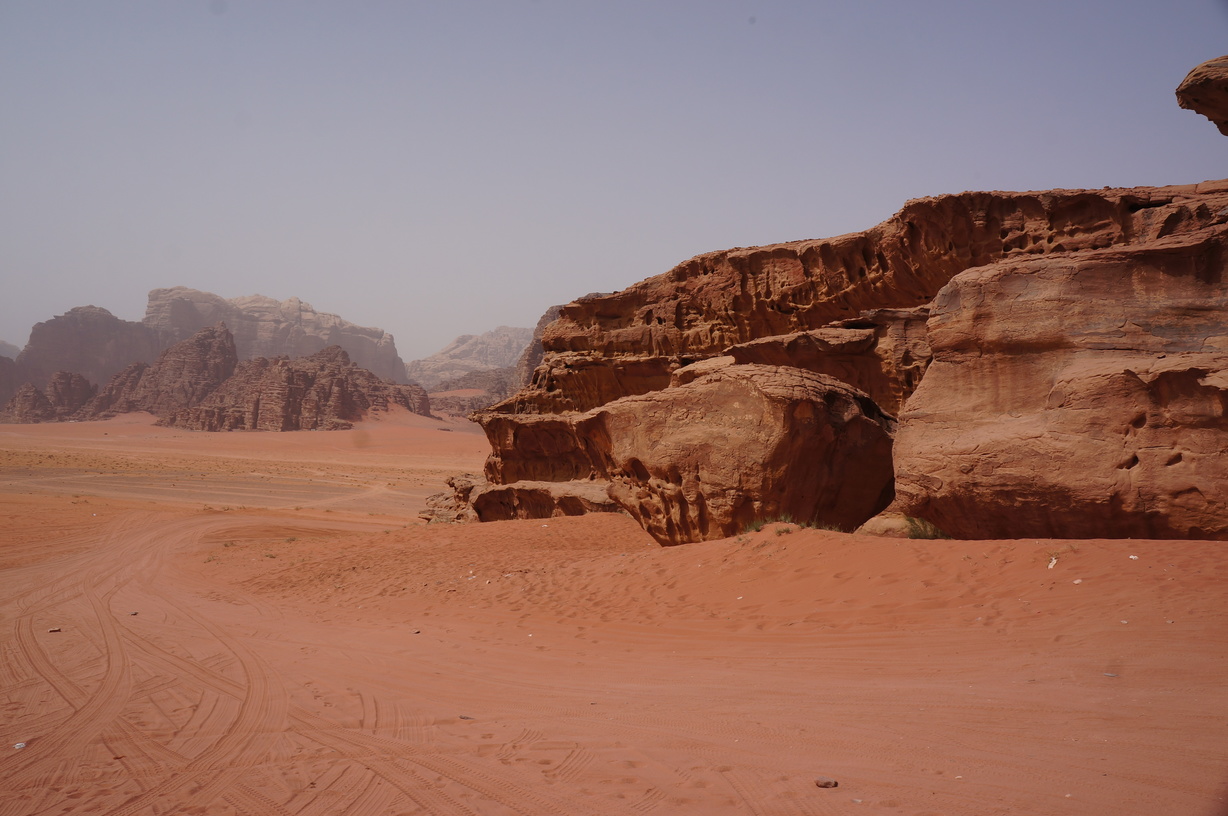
[1,1,1225,360]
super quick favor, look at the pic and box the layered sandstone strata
[490,184,1222,421]
[167,346,431,431]
[0,373,96,423]
[468,180,1228,542]
[477,364,895,544]
[889,206,1228,539]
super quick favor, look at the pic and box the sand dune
[1,416,1226,815]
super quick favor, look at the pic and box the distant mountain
[0,341,19,359]
[0,288,410,405]
[2,323,432,430]
[405,325,533,390]
[15,305,169,393]
[144,287,408,383]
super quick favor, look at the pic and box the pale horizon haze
[2,1,1226,361]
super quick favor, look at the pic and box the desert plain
[0,410,1226,816]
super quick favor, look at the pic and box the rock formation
[14,306,166,393]
[405,325,533,390]
[724,307,931,415]
[889,197,1228,539]
[512,304,565,389]
[1,384,55,423]
[0,356,24,408]
[142,287,408,383]
[489,185,1214,421]
[166,346,431,431]
[475,363,895,544]
[82,323,238,419]
[0,372,96,423]
[458,177,1228,543]
[1177,55,1228,136]
[420,474,624,524]
[1,289,411,409]
[427,368,518,417]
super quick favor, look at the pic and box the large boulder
[891,217,1228,540]
[477,364,895,544]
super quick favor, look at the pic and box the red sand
[1,413,1226,815]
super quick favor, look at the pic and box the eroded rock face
[513,305,564,390]
[470,480,624,522]
[0,372,97,423]
[1,384,55,423]
[726,307,931,415]
[497,185,1225,418]
[891,217,1228,539]
[167,346,431,431]
[82,323,238,419]
[477,364,895,544]
[46,372,97,417]
[1176,55,1228,136]
[143,287,408,383]
[15,306,166,393]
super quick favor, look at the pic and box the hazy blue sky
[2,1,1225,360]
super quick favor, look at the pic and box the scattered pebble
[814,777,839,788]
[1121,620,1129,624]
[1129,555,1139,560]
[1104,673,1118,677]
[47,627,61,633]
[129,612,138,616]
[13,743,26,750]
[1072,578,1083,584]
[1047,556,1058,569]
[459,715,474,720]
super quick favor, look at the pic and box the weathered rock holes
[626,458,651,482]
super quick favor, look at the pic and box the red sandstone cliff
[464,179,1228,543]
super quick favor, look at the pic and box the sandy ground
[1,412,1226,816]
